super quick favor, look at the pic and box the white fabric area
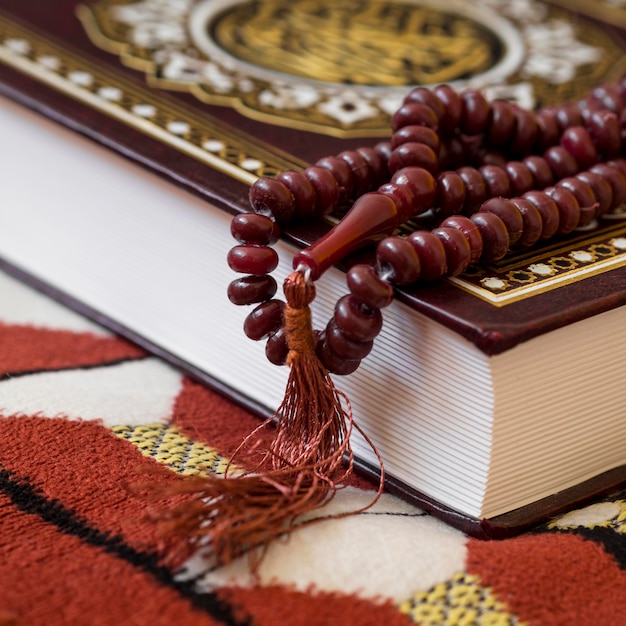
[0,271,109,334]
[180,487,467,604]
[0,359,183,425]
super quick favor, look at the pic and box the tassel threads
[148,270,365,570]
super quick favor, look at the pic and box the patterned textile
[0,270,624,626]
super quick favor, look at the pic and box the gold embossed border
[451,222,626,305]
[0,13,307,184]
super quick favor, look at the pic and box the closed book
[1,0,626,537]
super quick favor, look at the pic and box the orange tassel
[147,270,383,570]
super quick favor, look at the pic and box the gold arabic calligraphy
[211,0,500,86]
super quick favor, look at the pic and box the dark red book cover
[1,0,626,536]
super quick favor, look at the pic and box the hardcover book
[1,0,626,537]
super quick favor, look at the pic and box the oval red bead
[460,90,491,135]
[470,212,510,262]
[376,236,421,285]
[315,156,355,202]
[249,177,295,223]
[391,125,441,152]
[265,328,288,366]
[440,215,483,264]
[230,213,280,245]
[432,227,472,276]
[303,166,340,216]
[560,126,598,170]
[433,84,463,133]
[391,102,439,132]
[479,197,523,245]
[277,170,317,219]
[522,190,560,239]
[457,167,487,215]
[326,320,374,360]
[347,263,394,309]
[479,165,511,198]
[406,231,447,280]
[435,171,466,218]
[227,245,279,275]
[388,142,438,175]
[227,274,278,305]
[510,197,543,248]
[575,171,613,215]
[545,186,581,234]
[486,100,516,147]
[243,299,285,341]
[390,167,437,217]
[334,295,383,343]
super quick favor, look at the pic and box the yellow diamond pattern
[399,572,527,625]
[112,423,231,477]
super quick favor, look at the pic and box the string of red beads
[228,78,626,375]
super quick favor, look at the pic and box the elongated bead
[461,90,491,135]
[227,245,279,275]
[509,107,538,156]
[228,275,277,305]
[294,192,401,281]
[304,166,340,216]
[338,150,371,196]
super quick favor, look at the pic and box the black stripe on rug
[0,467,249,626]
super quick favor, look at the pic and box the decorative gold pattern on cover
[399,572,527,625]
[0,16,306,181]
[79,0,626,136]
[452,226,626,305]
[112,423,231,476]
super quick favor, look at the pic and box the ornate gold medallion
[79,0,626,136]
